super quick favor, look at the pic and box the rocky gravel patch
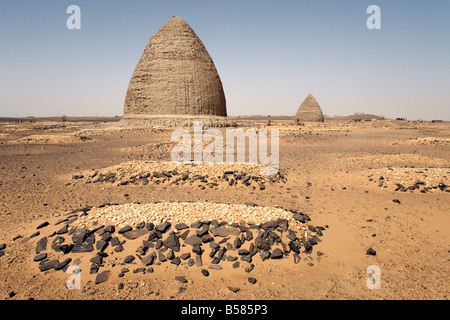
[367,167,449,193]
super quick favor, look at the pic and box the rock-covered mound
[70,161,286,190]
[26,202,328,289]
[122,16,231,128]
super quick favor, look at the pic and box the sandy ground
[0,118,448,300]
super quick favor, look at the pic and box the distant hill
[0,116,122,122]
[327,113,385,121]
[228,115,294,121]
[228,113,385,121]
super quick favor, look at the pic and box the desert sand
[0,117,448,300]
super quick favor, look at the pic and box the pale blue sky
[0,0,449,120]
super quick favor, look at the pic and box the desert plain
[0,116,448,300]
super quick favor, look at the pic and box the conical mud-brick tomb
[295,93,324,123]
[121,16,231,127]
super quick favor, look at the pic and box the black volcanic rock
[95,271,109,284]
[201,269,209,277]
[233,237,242,249]
[110,237,120,246]
[260,251,271,261]
[217,247,227,260]
[54,258,72,270]
[175,276,188,283]
[180,253,191,260]
[155,222,171,233]
[142,252,156,266]
[33,253,47,262]
[104,225,115,233]
[184,235,201,246]
[227,284,240,293]
[158,252,167,262]
[51,236,65,250]
[175,223,189,230]
[118,225,132,234]
[36,222,49,229]
[136,221,145,229]
[95,240,108,252]
[288,241,300,254]
[238,249,250,256]
[58,244,73,254]
[244,230,253,241]
[210,226,240,237]
[122,228,147,240]
[271,248,283,259]
[255,236,271,251]
[90,264,99,274]
[35,237,47,254]
[249,243,258,257]
[164,232,181,252]
[287,230,297,241]
[38,260,59,272]
[190,221,202,229]
[293,213,310,223]
[85,234,96,244]
[147,230,162,241]
[200,234,213,243]
[56,225,68,235]
[180,230,190,240]
[171,257,181,266]
[303,241,312,253]
[90,255,102,266]
[192,244,203,255]
[166,250,175,260]
[72,243,94,253]
[72,228,88,244]
[261,220,277,230]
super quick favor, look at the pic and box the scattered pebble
[227,286,240,293]
[201,269,209,277]
[248,277,257,284]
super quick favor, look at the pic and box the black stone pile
[29,206,326,286]
[75,169,287,191]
